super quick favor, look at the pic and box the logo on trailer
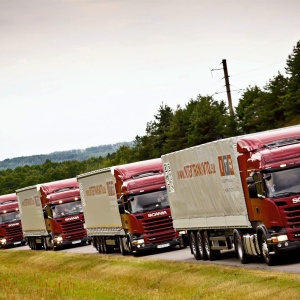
[106,180,115,196]
[86,185,106,196]
[218,155,234,176]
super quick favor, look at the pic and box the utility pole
[222,59,234,115]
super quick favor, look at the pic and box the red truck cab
[40,178,88,250]
[116,159,186,255]
[0,193,25,248]
[238,126,300,264]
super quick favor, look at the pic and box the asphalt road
[6,243,300,275]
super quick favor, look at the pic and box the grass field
[1,250,300,300]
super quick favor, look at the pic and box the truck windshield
[130,190,169,213]
[0,211,20,224]
[52,201,83,218]
[265,167,300,198]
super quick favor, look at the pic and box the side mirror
[118,203,125,214]
[246,177,254,184]
[43,209,49,219]
[248,184,258,198]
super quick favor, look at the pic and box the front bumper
[0,238,26,248]
[132,237,180,254]
[270,239,300,255]
[53,236,88,249]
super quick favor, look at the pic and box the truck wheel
[101,236,108,254]
[93,237,99,251]
[190,232,200,260]
[119,237,129,256]
[32,238,37,250]
[260,234,277,266]
[234,230,249,264]
[28,237,32,249]
[203,231,220,261]
[126,235,133,255]
[43,237,50,251]
[196,231,207,260]
[98,237,104,253]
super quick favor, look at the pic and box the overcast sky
[1,0,299,161]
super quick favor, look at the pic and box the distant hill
[0,142,133,170]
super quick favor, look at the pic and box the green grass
[1,250,300,300]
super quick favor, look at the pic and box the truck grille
[60,219,87,240]
[279,202,300,240]
[3,226,24,242]
[141,215,178,244]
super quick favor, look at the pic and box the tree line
[1,41,300,195]
[0,142,133,171]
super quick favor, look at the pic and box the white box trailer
[162,137,251,230]
[162,126,300,265]
[77,168,124,252]
[16,185,48,239]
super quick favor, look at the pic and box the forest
[0,142,133,171]
[0,41,300,195]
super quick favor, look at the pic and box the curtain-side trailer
[162,125,300,265]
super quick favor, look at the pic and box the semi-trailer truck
[77,158,186,256]
[0,193,25,248]
[162,125,300,265]
[16,178,88,250]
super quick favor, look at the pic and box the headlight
[277,235,288,242]
[271,235,288,242]
[55,236,63,243]
[132,239,144,245]
[1,238,6,244]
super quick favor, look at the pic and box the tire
[260,233,277,266]
[234,230,250,264]
[190,232,201,260]
[28,237,32,249]
[119,236,129,256]
[101,237,109,254]
[126,235,133,255]
[98,237,103,253]
[32,238,36,250]
[203,231,220,261]
[43,237,50,251]
[93,237,99,251]
[196,231,207,260]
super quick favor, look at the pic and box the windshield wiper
[271,191,300,198]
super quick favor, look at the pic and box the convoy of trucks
[161,125,300,265]
[0,193,25,248]
[16,178,88,250]
[3,125,300,266]
[77,158,185,256]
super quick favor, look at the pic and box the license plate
[72,240,81,244]
[157,243,170,249]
